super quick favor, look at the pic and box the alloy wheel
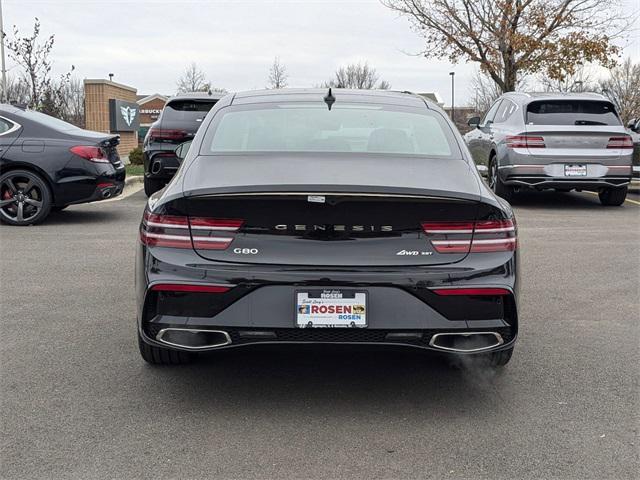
[489,159,498,191]
[0,174,45,223]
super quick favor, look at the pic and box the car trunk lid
[181,155,483,266]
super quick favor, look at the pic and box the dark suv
[142,92,224,195]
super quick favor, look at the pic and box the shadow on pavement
[137,345,510,416]
[43,207,124,225]
[509,190,608,209]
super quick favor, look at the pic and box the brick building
[136,94,168,141]
[84,79,139,159]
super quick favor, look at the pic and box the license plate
[296,289,367,328]
[565,164,587,176]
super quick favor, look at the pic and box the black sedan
[136,88,519,368]
[0,105,125,226]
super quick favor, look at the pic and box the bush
[128,147,143,165]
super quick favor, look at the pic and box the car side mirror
[467,116,481,128]
[175,140,192,161]
[628,119,638,132]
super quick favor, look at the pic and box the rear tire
[598,186,627,206]
[138,331,194,365]
[489,157,514,202]
[144,176,165,197]
[0,169,52,226]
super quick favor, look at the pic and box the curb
[125,175,143,187]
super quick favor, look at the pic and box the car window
[16,109,83,132]
[494,100,517,124]
[205,103,460,158]
[162,100,218,123]
[0,117,14,134]
[481,101,502,126]
[526,100,620,126]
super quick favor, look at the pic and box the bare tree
[176,62,211,93]
[382,0,632,93]
[469,68,529,114]
[538,64,597,93]
[267,56,288,89]
[600,58,640,124]
[4,17,74,111]
[322,62,390,89]
[470,69,503,114]
[4,75,30,105]
[58,76,85,127]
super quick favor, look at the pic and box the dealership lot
[1,190,638,479]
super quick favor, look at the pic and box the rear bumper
[136,245,519,354]
[144,150,180,180]
[56,165,125,205]
[503,176,630,189]
[499,163,631,189]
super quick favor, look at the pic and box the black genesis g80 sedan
[0,105,125,226]
[136,89,519,367]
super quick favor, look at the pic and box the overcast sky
[4,0,640,105]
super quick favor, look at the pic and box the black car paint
[136,89,519,356]
[0,105,125,207]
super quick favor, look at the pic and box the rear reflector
[422,219,517,254]
[506,135,545,149]
[607,136,634,149]
[151,284,231,293]
[432,288,511,296]
[140,210,244,250]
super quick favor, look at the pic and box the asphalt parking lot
[1,188,638,480]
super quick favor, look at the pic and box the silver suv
[463,92,633,206]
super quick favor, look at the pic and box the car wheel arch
[0,163,56,203]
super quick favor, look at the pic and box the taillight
[421,219,517,254]
[140,211,244,250]
[70,145,109,163]
[151,284,231,293]
[506,135,545,149]
[140,212,191,248]
[149,128,188,142]
[190,217,243,250]
[607,136,634,149]
[431,288,511,296]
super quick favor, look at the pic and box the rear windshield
[204,103,459,157]
[163,100,218,122]
[526,100,620,126]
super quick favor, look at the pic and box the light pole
[449,71,455,123]
[0,0,7,103]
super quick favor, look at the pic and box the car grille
[144,323,516,347]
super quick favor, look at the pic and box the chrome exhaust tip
[101,190,112,199]
[429,332,503,353]
[156,328,232,350]
[151,160,162,175]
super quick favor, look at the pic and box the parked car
[142,92,224,196]
[136,88,519,367]
[626,118,640,181]
[0,104,125,226]
[464,92,633,205]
